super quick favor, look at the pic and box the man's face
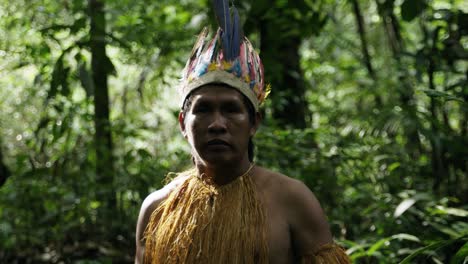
[180,85,257,165]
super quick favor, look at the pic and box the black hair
[181,88,256,162]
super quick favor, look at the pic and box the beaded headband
[179,0,270,111]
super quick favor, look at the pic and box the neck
[195,156,253,185]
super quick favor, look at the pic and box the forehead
[190,84,245,104]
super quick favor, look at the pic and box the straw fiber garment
[301,243,351,264]
[144,168,268,263]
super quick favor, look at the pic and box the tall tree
[349,0,382,107]
[247,1,327,128]
[89,0,116,220]
[424,25,446,191]
[375,0,422,155]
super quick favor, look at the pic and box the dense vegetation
[0,0,467,263]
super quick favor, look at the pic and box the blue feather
[231,7,241,58]
[212,0,229,32]
[212,0,232,60]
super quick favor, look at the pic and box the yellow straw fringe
[301,243,351,264]
[144,168,268,263]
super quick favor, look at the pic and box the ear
[178,111,187,138]
[249,112,262,136]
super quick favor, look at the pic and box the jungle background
[1,0,467,263]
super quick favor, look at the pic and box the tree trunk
[0,145,10,188]
[350,0,382,107]
[428,56,444,191]
[376,0,422,156]
[89,0,116,220]
[259,24,308,129]
[462,71,468,202]
[461,71,468,138]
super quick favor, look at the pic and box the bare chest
[261,190,295,263]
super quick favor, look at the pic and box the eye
[224,103,242,114]
[192,104,210,113]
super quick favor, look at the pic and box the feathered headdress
[179,0,270,111]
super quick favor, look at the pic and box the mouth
[207,139,230,147]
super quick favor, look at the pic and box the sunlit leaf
[90,201,100,209]
[391,234,421,243]
[433,206,468,217]
[388,162,400,172]
[394,198,416,218]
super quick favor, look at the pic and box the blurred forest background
[1,0,467,263]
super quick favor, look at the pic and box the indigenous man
[135,1,351,263]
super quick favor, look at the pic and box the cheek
[230,113,249,125]
[185,117,203,141]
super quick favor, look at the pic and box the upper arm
[135,191,164,264]
[135,175,188,264]
[285,179,333,256]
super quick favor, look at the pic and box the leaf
[434,206,468,217]
[451,241,468,264]
[49,53,71,99]
[400,240,450,264]
[367,237,390,255]
[49,56,64,99]
[367,234,420,256]
[388,162,400,172]
[394,198,416,218]
[78,61,94,97]
[391,234,421,243]
[401,0,427,21]
[90,201,101,209]
[342,240,366,255]
[430,222,463,238]
[400,236,467,264]
[420,89,466,103]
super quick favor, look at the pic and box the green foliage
[1,0,467,263]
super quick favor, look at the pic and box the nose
[208,112,227,134]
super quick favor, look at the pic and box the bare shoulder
[135,174,189,263]
[252,166,301,192]
[254,166,332,254]
[136,175,189,236]
[141,175,188,213]
[253,166,322,206]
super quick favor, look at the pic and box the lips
[207,139,230,147]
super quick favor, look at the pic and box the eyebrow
[193,95,243,105]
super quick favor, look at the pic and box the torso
[251,166,296,263]
[142,166,313,263]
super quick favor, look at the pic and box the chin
[200,153,239,166]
